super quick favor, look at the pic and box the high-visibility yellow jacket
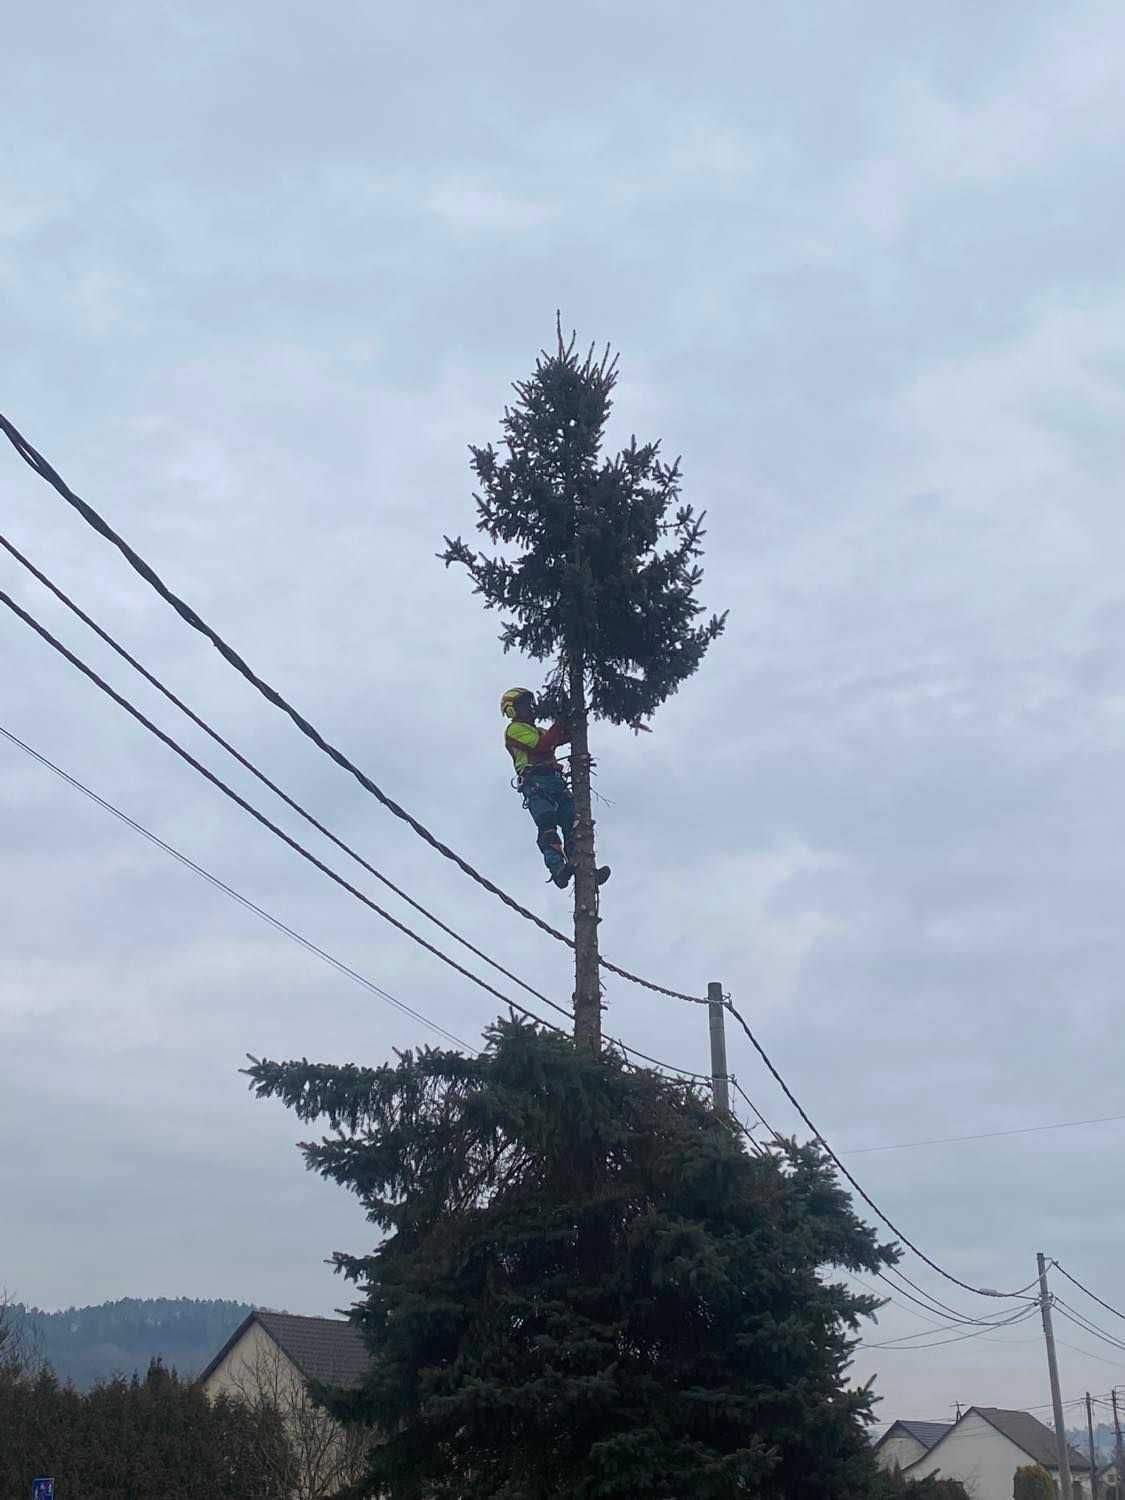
[504,719,570,776]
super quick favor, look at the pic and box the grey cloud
[5,0,1125,1422]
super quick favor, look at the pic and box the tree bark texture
[568,652,602,1051]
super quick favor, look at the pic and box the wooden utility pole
[708,981,730,1117]
[1088,1393,1101,1500]
[1112,1389,1123,1500]
[568,654,601,1052]
[1039,1252,1074,1500]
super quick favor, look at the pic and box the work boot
[550,861,574,889]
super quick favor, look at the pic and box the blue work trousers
[520,769,574,874]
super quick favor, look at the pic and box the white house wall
[908,1411,1052,1500]
[200,1320,303,1404]
[878,1435,930,1473]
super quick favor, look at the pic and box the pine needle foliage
[246,1021,896,1500]
[441,319,726,726]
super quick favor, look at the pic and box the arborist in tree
[501,687,610,891]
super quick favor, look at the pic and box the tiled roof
[897,1421,953,1450]
[972,1408,1091,1472]
[875,1420,952,1454]
[255,1311,370,1389]
[197,1310,370,1391]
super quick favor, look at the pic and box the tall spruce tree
[246,1021,896,1500]
[442,322,725,1048]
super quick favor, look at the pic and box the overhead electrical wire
[0,584,569,1034]
[878,1265,974,1320]
[729,1074,780,1142]
[880,1264,1038,1323]
[1053,1299,1125,1350]
[845,1113,1125,1155]
[844,1269,991,1334]
[863,1303,1040,1344]
[1053,1300,1125,1355]
[615,1044,709,1081]
[721,996,1041,1302]
[0,679,702,1083]
[729,1039,1036,1322]
[1053,1263,1125,1324]
[872,1394,1111,1423]
[728,1110,767,1158]
[0,409,704,1007]
[0,721,476,1052]
[869,1272,971,1324]
[845,1271,942,1328]
[861,1305,1039,1351]
[876,1265,1039,1328]
[0,411,1071,1302]
[0,531,576,1024]
[1052,1336,1125,1371]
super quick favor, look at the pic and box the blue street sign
[32,1481,55,1500]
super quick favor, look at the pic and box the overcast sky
[4,0,1125,1425]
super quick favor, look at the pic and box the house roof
[197,1310,370,1391]
[875,1420,953,1452]
[970,1409,1091,1472]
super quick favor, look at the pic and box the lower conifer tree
[247,1020,896,1500]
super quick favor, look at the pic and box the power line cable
[0,531,597,1029]
[0,533,570,1019]
[729,1111,767,1157]
[1053,1300,1125,1350]
[878,1266,1040,1328]
[729,1074,780,1142]
[879,1265,974,1320]
[845,1269,1005,1335]
[861,1305,1039,1351]
[872,1272,973,1323]
[845,1114,1125,1155]
[864,1304,1039,1346]
[880,1264,1039,1324]
[845,1271,947,1328]
[722,996,1038,1301]
[618,1046,709,1081]
[0,410,704,1007]
[722,997,1037,1312]
[1054,1264,1125,1324]
[0,721,476,1051]
[7,415,1109,1291]
[1053,1337,1125,1371]
[872,1393,1106,1426]
[1053,1301,1125,1355]
[0,584,568,1034]
[0,665,702,1082]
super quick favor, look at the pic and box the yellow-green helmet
[501,687,534,719]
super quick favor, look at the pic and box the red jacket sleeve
[538,722,570,754]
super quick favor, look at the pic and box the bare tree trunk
[568,651,602,1052]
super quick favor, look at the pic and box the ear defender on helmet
[501,687,534,719]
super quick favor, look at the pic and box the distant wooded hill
[10,1296,254,1389]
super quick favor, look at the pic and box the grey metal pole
[708,981,730,1117]
[1112,1390,1123,1500]
[1088,1392,1101,1500]
[1039,1252,1074,1500]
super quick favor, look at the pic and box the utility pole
[1111,1389,1123,1500]
[1039,1252,1074,1500]
[708,981,730,1117]
[1088,1393,1101,1500]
